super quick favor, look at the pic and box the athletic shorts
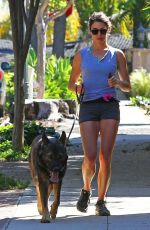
[79,98,120,124]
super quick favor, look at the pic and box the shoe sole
[95,210,110,216]
[76,205,88,213]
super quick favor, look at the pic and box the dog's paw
[41,214,51,223]
[50,210,56,219]
[50,213,56,220]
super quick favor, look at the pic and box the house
[0,39,13,62]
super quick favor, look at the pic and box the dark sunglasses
[91,28,107,35]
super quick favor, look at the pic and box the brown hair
[88,12,112,32]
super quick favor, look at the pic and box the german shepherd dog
[29,131,68,223]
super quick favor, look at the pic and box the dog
[29,131,68,223]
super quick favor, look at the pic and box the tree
[35,0,73,98]
[46,5,80,45]
[53,14,66,58]
[0,0,11,39]
[8,0,40,151]
[75,0,149,47]
[118,0,149,47]
[75,0,132,38]
[53,0,73,58]
[75,0,120,33]
[143,1,150,20]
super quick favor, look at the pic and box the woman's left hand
[108,75,119,88]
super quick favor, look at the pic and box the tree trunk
[53,14,66,58]
[8,0,40,151]
[36,19,47,99]
[12,56,25,149]
[133,10,140,48]
[31,24,38,54]
[35,0,71,98]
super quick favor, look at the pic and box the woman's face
[90,21,108,43]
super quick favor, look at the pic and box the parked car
[0,62,10,117]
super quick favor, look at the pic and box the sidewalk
[1,101,150,230]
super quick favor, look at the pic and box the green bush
[0,121,59,161]
[4,71,14,112]
[44,55,76,99]
[24,121,58,145]
[129,96,150,106]
[130,68,150,98]
[0,124,13,143]
[0,140,30,161]
[0,121,58,145]
[4,54,76,110]
[27,47,37,69]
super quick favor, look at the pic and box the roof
[0,33,133,60]
[0,39,13,62]
[108,33,133,50]
[0,39,13,55]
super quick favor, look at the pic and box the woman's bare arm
[108,49,131,92]
[68,51,83,93]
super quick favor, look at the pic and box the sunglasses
[91,28,107,35]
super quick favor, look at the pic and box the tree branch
[8,0,19,58]
[18,0,24,50]
[45,0,74,25]
[40,0,49,15]
[22,0,28,26]
[23,0,40,61]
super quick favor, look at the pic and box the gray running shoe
[76,189,91,213]
[95,200,110,216]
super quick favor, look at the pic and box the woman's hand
[75,83,84,94]
[68,52,82,93]
[108,75,131,92]
[108,75,119,88]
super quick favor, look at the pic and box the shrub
[44,55,76,99]
[0,121,59,161]
[0,141,30,161]
[130,68,150,98]
[27,47,37,69]
[24,121,59,145]
[0,124,13,143]
[4,71,14,112]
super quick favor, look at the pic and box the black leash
[75,84,84,104]
[65,113,77,146]
[65,84,84,146]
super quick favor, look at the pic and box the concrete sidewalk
[2,101,150,230]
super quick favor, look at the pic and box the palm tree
[75,0,149,47]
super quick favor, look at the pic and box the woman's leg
[98,119,119,201]
[80,121,100,191]
[77,121,100,212]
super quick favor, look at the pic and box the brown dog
[29,131,68,223]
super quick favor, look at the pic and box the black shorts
[79,98,120,124]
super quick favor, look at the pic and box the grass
[0,172,29,190]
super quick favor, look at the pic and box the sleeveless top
[80,46,118,102]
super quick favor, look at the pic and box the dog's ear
[59,131,66,146]
[42,131,49,145]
